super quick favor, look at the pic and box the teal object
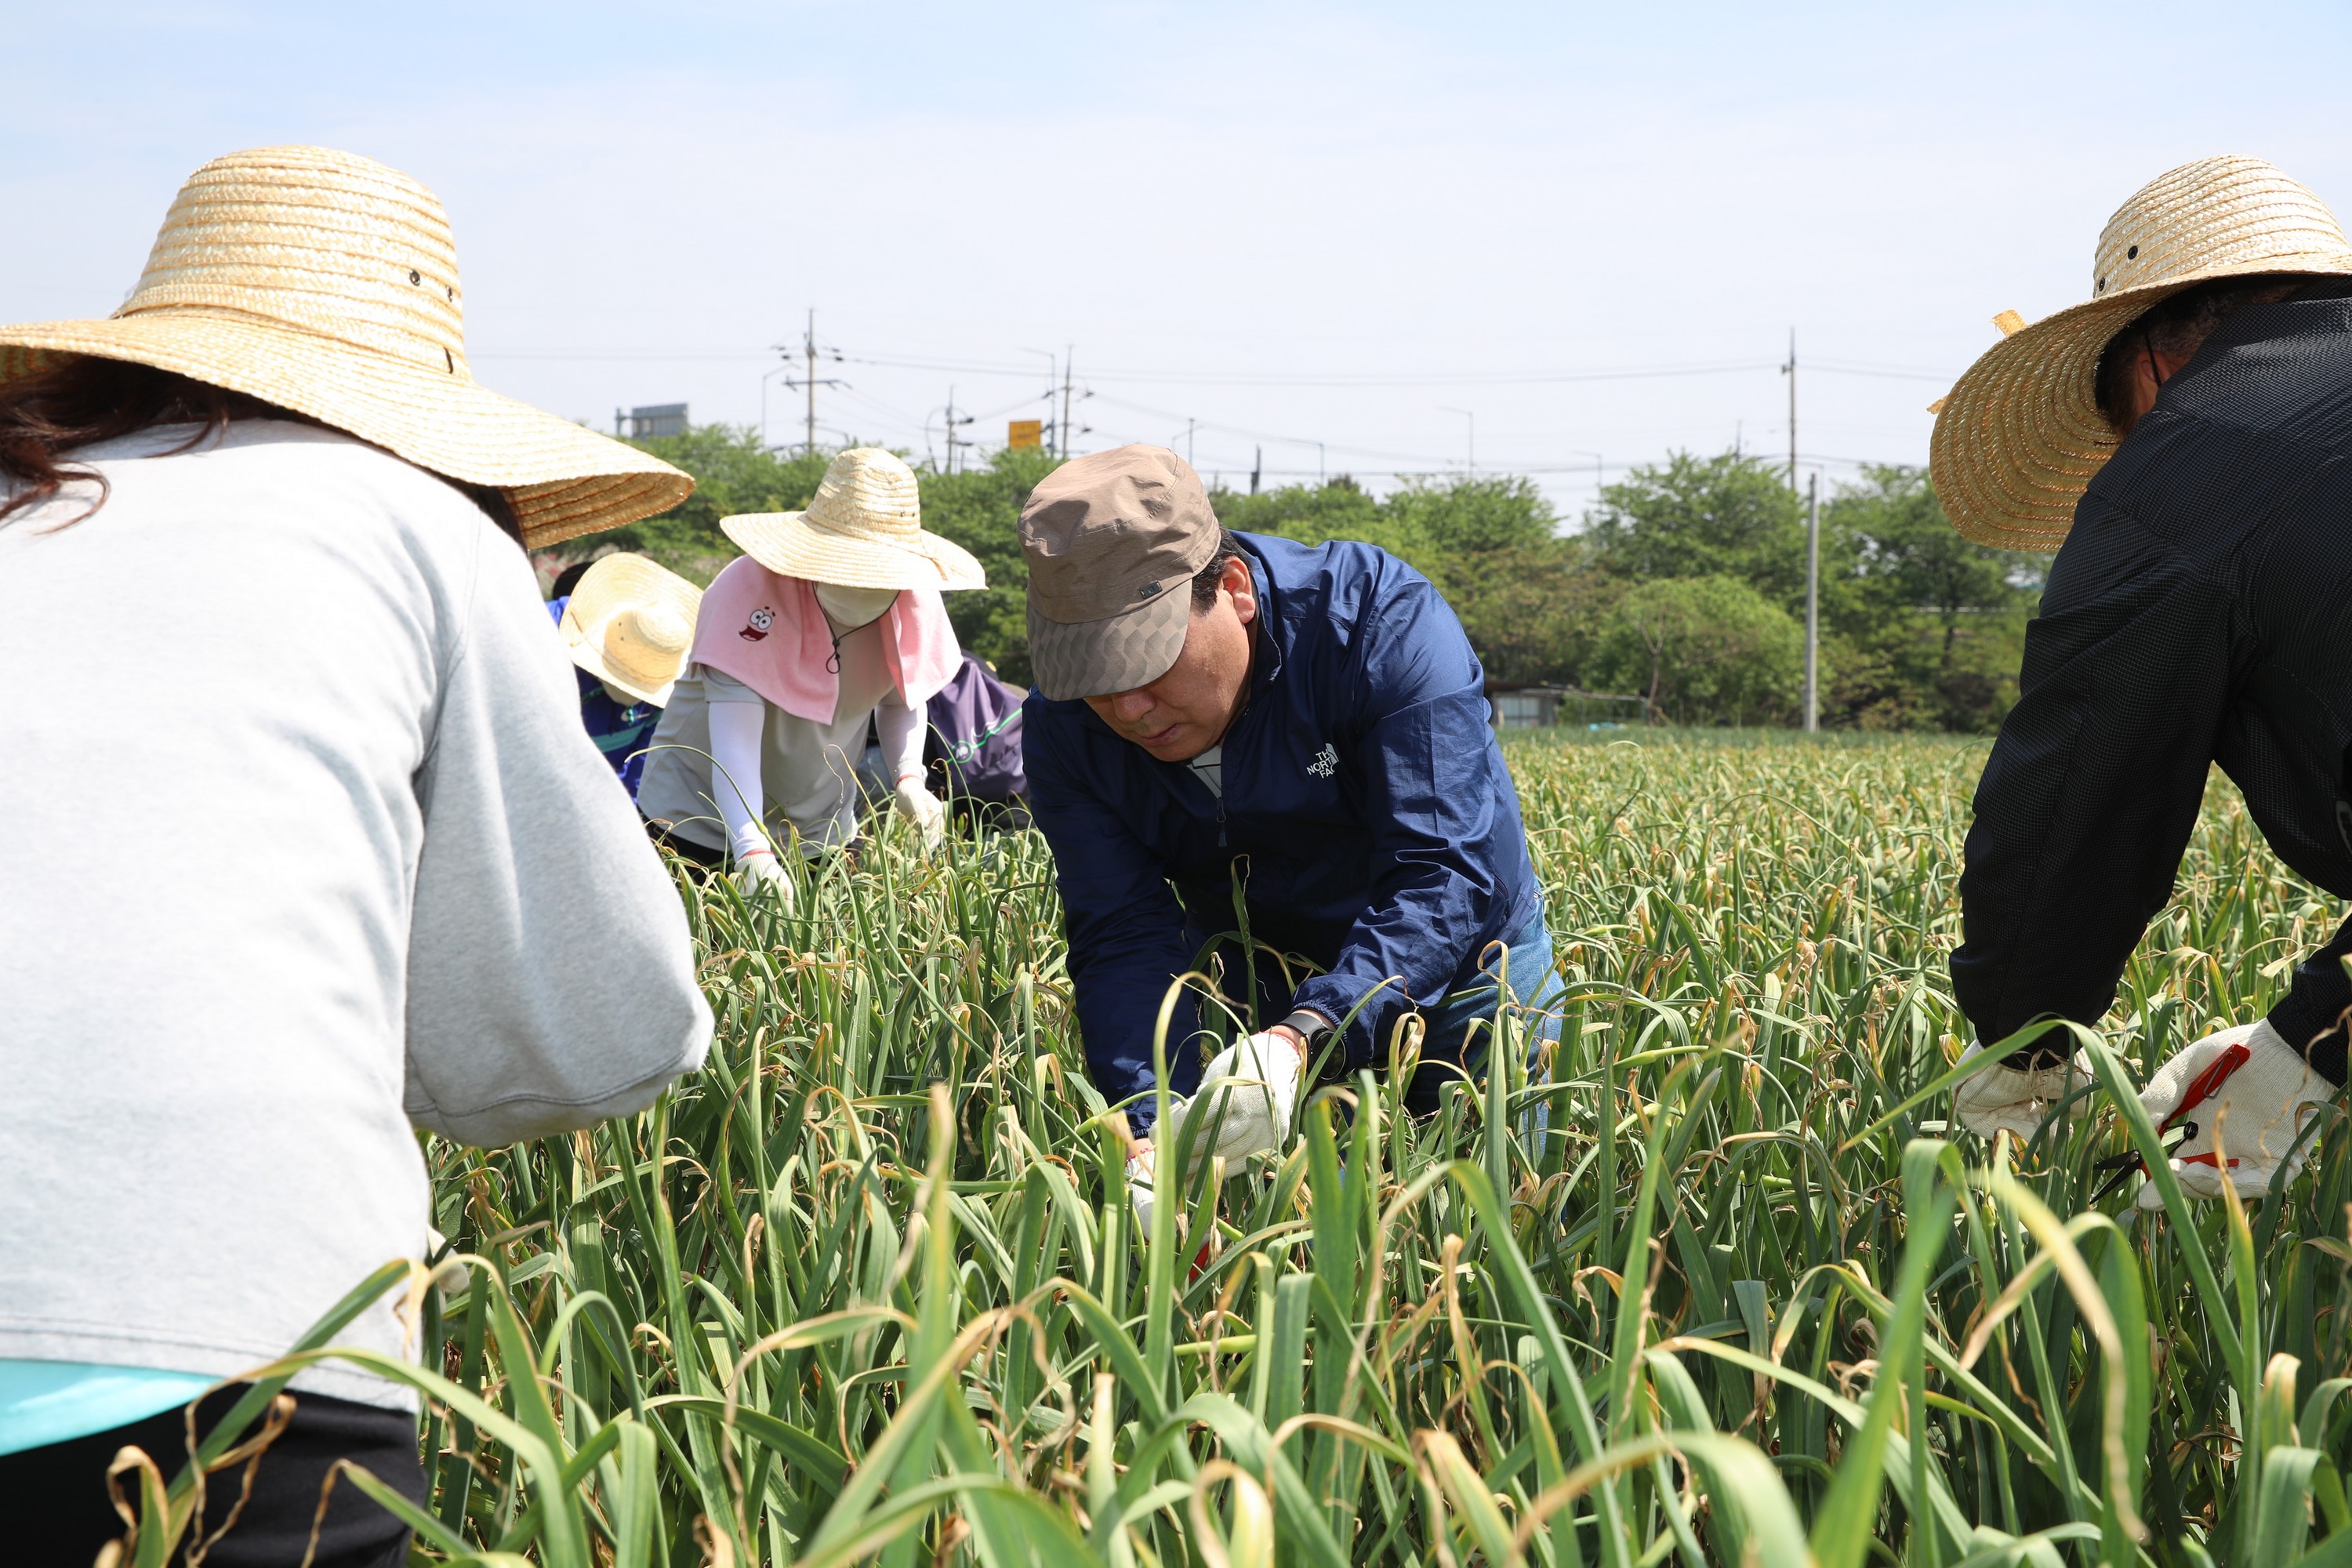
[0,1360,215,1456]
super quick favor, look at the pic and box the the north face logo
[1306,742,1338,779]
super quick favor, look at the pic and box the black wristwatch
[1281,1010,1337,1067]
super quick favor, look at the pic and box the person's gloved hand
[423,1227,470,1298]
[1126,1149,1158,1232]
[1123,1146,1217,1279]
[894,775,946,847]
[733,848,793,906]
[1952,1040,2099,1140]
[1172,1032,1302,1170]
[2135,1019,2332,1207]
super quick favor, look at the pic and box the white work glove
[423,1227,470,1297]
[1126,1150,1158,1232]
[1171,1032,1302,1169]
[1952,1040,2100,1140]
[1123,1148,1214,1279]
[894,775,946,847]
[2135,1019,2333,1207]
[732,848,793,907]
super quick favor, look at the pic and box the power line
[471,344,1958,386]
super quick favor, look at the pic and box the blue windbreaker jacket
[1023,532,1541,1124]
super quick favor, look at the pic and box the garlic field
[150,733,2352,1566]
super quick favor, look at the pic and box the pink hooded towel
[690,556,961,720]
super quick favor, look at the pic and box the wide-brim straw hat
[0,145,691,550]
[558,552,702,706]
[1929,154,2352,550]
[721,446,985,591]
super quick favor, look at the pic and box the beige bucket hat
[0,145,691,550]
[558,553,702,706]
[1019,445,1221,702]
[720,447,984,590]
[1930,154,2352,550]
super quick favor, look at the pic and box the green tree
[1592,575,1805,725]
[579,426,830,582]
[1219,472,1599,684]
[1385,473,1558,556]
[1209,475,1417,560]
[1432,543,1617,688]
[563,426,1055,683]
[608,430,2045,730]
[1584,451,1813,604]
[1820,466,2040,731]
[1582,451,2041,732]
[914,446,1062,685]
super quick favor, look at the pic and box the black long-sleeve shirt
[1954,281,2352,1083]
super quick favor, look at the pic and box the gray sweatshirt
[0,422,713,1410]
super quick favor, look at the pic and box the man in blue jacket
[1020,445,1553,1167]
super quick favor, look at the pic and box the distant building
[1486,681,1650,730]
[1490,686,1561,729]
[614,403,688,440]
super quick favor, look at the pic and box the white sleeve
[875,694,927,787]
[704,688,771,861]
[402,524,711,1147]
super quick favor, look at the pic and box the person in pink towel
[635,448,985,887]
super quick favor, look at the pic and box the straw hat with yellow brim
[720,446,985,591]
[0,144,691,551]
[558,553,702,707]
[1929,154,2352,551]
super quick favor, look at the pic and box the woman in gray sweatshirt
[0,145,713,1565]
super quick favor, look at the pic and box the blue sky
[10,2,2351,515]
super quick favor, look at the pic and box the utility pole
[1804,470,1820,733]
[782,308,846,458]
[1250,445,1261,495]
[1784,329,1798,492]
[1185,418,1196,469]
[942,387,974,475]
[1059,347,1075,462]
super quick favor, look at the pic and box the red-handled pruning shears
[2089,1040,2250,1203]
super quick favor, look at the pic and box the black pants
[0,1384,424,1567]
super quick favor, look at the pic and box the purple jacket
[925,654,1026,801]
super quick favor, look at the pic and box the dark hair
[0,354,524,544]
[1189,528,1246,611]
[2093,274,2305,431]
[0,358,299,526]
[549,558,596,599]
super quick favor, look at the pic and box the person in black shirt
[1932,155,2352,1204]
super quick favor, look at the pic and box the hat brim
[577,658,673,709]
[1930,259,2352,550]
[560,553,701,706]
[1027,590,1192,702]
[720,510,985,591]
[0,309,691,550]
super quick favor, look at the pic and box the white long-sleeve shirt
[0,421,712,1410]
[635,612,924,858]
